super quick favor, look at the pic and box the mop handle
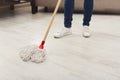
[43,0,62,41]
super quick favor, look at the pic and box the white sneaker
[82,26,91,38]
[54,27,72,38]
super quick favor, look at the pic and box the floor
[0,6,120,80]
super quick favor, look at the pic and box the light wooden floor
[0,7,120,80]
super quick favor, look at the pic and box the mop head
[19,45,46,63]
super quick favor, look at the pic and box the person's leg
[83,0,93,26]
[54,0,74,38]
[83,0,94,37]
[64,0,74,28]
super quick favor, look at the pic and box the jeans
[64,0,94,28]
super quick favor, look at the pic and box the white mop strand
[31,48,46,63]
[19,45,46,63]
[19,45,37,61]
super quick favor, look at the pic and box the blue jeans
[64,0,94,28]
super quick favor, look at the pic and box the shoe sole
[82,35,90,38]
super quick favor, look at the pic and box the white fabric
[19,45,46,63]
[31,48,46,63]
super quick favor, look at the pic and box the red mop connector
[39,41,45,49]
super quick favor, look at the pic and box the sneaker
[54,27,72,38]
[82,26,91,38]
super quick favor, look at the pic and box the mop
[19,0,62,63]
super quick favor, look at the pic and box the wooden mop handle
[43,0,62,41]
